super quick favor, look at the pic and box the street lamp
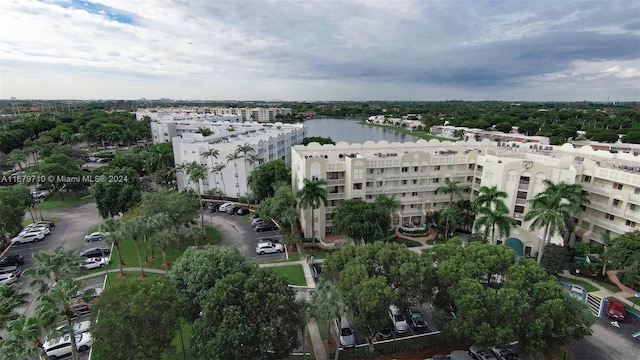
[575,269,580,281]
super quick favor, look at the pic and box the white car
[19,225,50,236]
[11,230,46,244]
[79,257,110,270]
[388,305,410,333]
[255,242,285,255]
[218,203,234,212]
[43,332,93,358]
[0,273,17,285]
[55,320,91,335]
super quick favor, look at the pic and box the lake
[303,118,420,144]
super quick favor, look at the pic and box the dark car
[377,321,393,340]
[70,302,91,315]
[0,254,25,267]
[80,248,111,258]
[207,203,221,212]
[311,264,323,281]
[236,207,250,215]
[227,205,242,215]
[605,298,626,321]
[406,306,428,330]
[255,223,279,232]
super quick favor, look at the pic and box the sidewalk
[561,270,639,309]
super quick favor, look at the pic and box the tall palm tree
[0,285,29,328]
[149,230,176,275]
[99,217,127,270]
[211,163,227,196]
[540,179,590,246]
[472,185,511,244]
[436,179,468,237]
[184,161,208,230]
[473,185,509,211]
[226,150,244,198]
[121,217,148,278]
[524,192,576,265]
[146,213,171,260]
[474,203,517,245]
[374,194,401,228]
[201,148,220,191]
[1,313,53,360]
[22,246,84,294]
[297,178,328,247]
[8,149,26,172]
[104,230,128,277]
[37,278,86,360]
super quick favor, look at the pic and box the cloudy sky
[1,0,639,101]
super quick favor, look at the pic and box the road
[571,314,640,360]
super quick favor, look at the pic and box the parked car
[84,232,108,242]
[450,350,475,360]
[31,190,50,198]
[257,238,280,245]
[388,305,409,333]
[335,317,356,348]
[226,205,241,215]
[236,207,250,215]
[255,223,279,232]
[76,287,103,300]
[207,203,221,211]
[24,220,54,228]
[79,257,110,270]
[11,230,46,244]
[250,214,261,221]
[55,320,91,335]
[70,302,91,315]
[0,265,21,277]
[491,347,521,360]
[406,306,428,330]
[80,248,111,258]
[256,242,285,255]
[218,203,234,212]
[470,345,499,360]
[19,225,50,236]
[0,254,25,267]
[605,298,626,321]
[311,264,323,281]
[0,273,18,285]
[251,217,264,226]
[377,321,393,340]
[43,332,93,359]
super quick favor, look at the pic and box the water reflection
[304,118,420,144]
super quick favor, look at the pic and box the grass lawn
[301,244,336,260]
[270,265,307,286]
[171,320,194,360]
[36,192,92,210]
[392,237,423,247]
[557,276,600,292]
[589,278,621,293]
[626,296,640,307]
[287,251,301,261]
[316,319,330,341]
[106,225,222,272]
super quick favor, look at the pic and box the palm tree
[99,217,127,272]
[8,149,26,172]
[226,150,243,198]
[146,213,171,260]
[374,194,401,229]
[0,285,29,328]
[472,185,511,245]
[436,179,468,237]
[297,178,328,247]
[183,224,204,247]
[474,203,517,245]
[37,278,87,360]
[311,281,348,360]
[184,161,208,230]
[201,148,220,190]
[473,185,509,211]
[121,217,148,278]
[524,191,577,265]
[211,163,227,196]
[195,127,213,136]
[1,313,53,360]
[22,246,84,294]
[149,230,176,275]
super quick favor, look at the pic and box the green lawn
[301,245,336,260]
[589,278,621,293]
[316,319,330,341]
[557,276,600,292]
[36,192,92,210]
[626,296,640,307]
[287,251,301,261]
[270,265,307,286]
[106,225,222,272]
[171,320,194,360]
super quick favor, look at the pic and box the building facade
[136,107,292,123]
[173,122,306,198]
[430,125,549,144]
[291,139,640,256]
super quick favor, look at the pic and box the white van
[335,316,356,348]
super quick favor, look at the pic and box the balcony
[588,202,608,211]
[327,193,344,200]
[326,179,345,185]
[588,186,612,196]
[513,212,524,219]
[593,218,631,235]
[515,198,527,206]
[517,183,530,191]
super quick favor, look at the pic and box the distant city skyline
[1,0,639,101]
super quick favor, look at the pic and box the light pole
[575,269,580,282]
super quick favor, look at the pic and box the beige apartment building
[291,139,640,256]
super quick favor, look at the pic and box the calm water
[304,118,420,144]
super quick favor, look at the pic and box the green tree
[331,198,390,244]
[8,149,26,172]
[22,246,84,294]
[109,151,146,176]
[311,281,348,360]
[302,136,335,145]
[99,217,127,276]
[473,204,517,245]
[226,149,244,198]
[170,246,256,320]
[296,178,328,246]
[540,243,570,275]
[0,186,30,237]
[374,193,401,227]
[191,267,302,360]
[140,190,198,233]
[247,160,291,202]
[436,179,468,237]
[91,167,141,218]
[201,148,220,191]
[0,312,54,360]
[211,163,228,196]
[183,161,207,230]
[121,217,148,278]
[0,285,29,328]
[149,230,176,275]
[256,184,299,243]
[605,231,640,290]
[90,277,181,360]
[38,153,84,201]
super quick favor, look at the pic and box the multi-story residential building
[291,139,640,257]
[150,117,243,144]
[430,125,549,144]
[136,107,292,123]
[173,122,306,198]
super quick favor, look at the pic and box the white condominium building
[291,139,640,256]
[150,117,243,144]
[136,107,292,123]
[430,125,550,144]
[173,122,306,198]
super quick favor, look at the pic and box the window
[413,166,419,172]
[468,164,474,170]
[377,181,383,187]
[311,175,319,181]
[582,175,592,182]
[401,167,408,173]
[605,213,615,220]
[367,169,374,174]
[402,193,406,197]
[626,220,637,228]
[466,176,473,182]
[580,205,586,211]
[635,187,640,195]
[353,183,362,190]
[433,178,440,183]
[366,182,373,187]
[365,194,373,200]
[631,204,638,211]
[613,182,623,190]
[412,179,418,184]
[401,180,407,185]
[412,192,419,196]
[516,220,522,226]
[434,166,440,171]
[514,205,525,213]
[613,199,621,207]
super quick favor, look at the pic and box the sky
[0,0,639,101]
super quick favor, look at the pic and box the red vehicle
[605,298,626,321]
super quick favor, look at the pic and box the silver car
[388,305,410,333]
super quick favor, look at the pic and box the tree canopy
[331,198,390,244]
[605,230,640,290]
[247,160,290,202]
[91,166,141,218]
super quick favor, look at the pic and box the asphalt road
[571,313,640,360]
